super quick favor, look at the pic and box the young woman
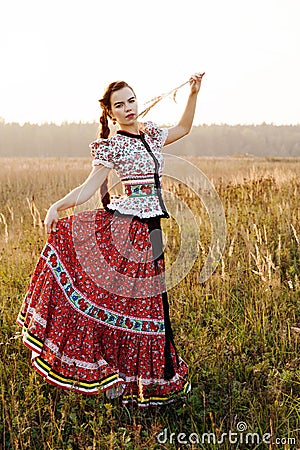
[17,73,204,408]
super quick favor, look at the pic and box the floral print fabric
[17,210,190,407]
[89,122,169,218]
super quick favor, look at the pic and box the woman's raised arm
[164,72,205,146]
[44,164,111,234]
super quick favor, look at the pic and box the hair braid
[99,109,110,139]
[98,110,111,207]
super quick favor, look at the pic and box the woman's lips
[125,113,135,119]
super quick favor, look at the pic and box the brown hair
[98,81,135,207]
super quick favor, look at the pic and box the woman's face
[110,87,138,127]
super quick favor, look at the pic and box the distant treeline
[1,120,300,157]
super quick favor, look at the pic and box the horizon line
[0,118,299,128]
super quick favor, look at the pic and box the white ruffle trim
[106,195,166,218]
[92,158,114,169]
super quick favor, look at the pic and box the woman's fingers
[51,219,58,233]
[46,219,54,234]
[189,72,205,93]
[189,72,205,84]
[44,208,59,234]
[195,72,205,81]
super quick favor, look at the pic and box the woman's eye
[129,98,135,103]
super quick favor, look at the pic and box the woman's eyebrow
[113,101,123,106]
[113,96,135,107]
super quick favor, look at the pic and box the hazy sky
[1,0,299,126]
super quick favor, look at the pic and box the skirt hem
[17,316,191,407]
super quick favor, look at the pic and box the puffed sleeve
[143,121,168,147]
[89,138,116,168]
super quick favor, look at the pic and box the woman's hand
[44,206,59,234]
[189,72,205,95]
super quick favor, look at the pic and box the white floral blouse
[89,121,170,219]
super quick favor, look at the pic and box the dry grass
[1,156,300,449]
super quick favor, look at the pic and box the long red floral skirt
[17,209,190,408]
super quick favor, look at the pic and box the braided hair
[98,81,135,207]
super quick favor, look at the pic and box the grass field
[1,156,300,449]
